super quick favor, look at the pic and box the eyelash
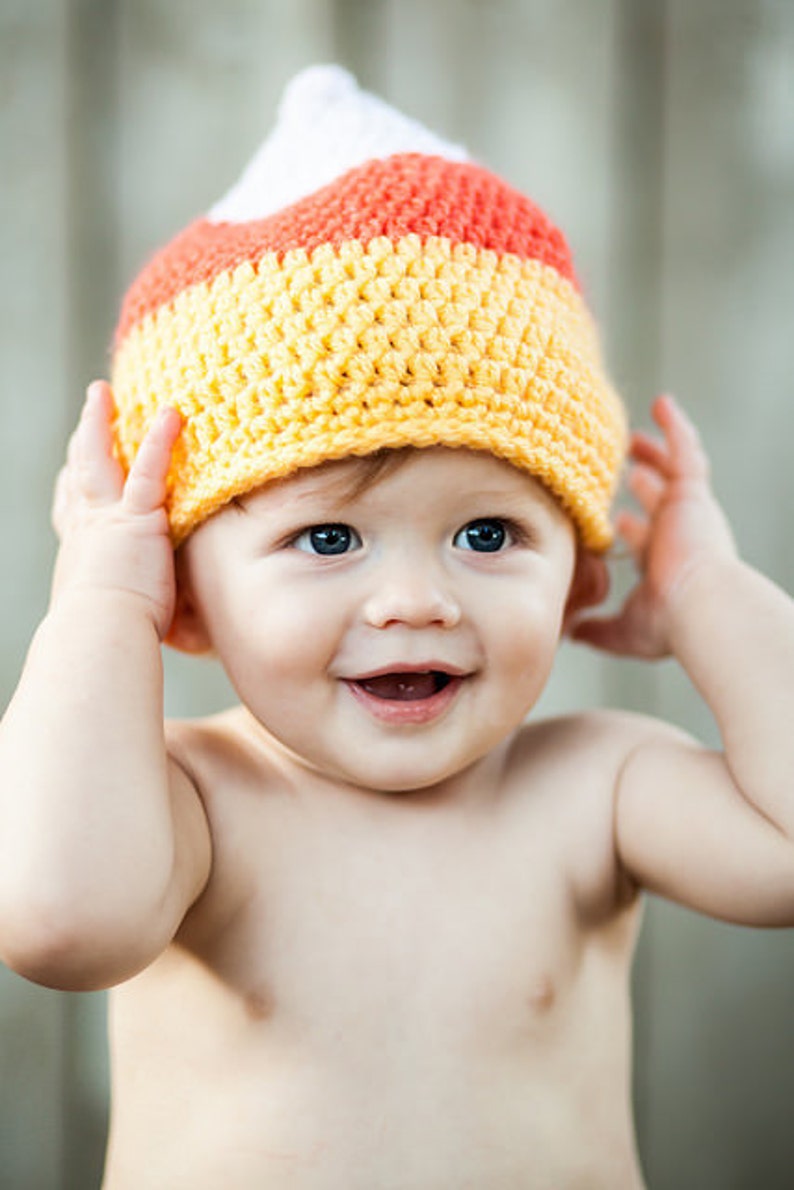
[288,516,532,556]
[453,517,528,553]
[291,524,363,556]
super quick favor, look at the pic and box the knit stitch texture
[111,69,626,550]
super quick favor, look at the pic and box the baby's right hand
[50,381,182,640]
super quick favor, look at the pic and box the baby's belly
[105,1066,644,1190]
[104,974,645,1189]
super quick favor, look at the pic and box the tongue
[358,672,439,701]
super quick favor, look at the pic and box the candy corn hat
[111,65,627,549]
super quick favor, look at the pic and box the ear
[562,546,610,637]
[163,547,214,655]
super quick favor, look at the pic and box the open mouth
[344,668,466,725]
[355,671,454,702]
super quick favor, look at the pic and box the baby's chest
[223,811,587,1054]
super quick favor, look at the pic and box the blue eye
[293,523,362,556]
[454,518,510,553]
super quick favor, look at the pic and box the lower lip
[343,677,465,725]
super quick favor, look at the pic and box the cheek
[218,580,344,690]
[485,580,568,677]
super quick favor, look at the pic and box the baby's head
[110,65,627,559]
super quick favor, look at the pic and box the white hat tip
[209,65,469,225]
[280,64,358,118]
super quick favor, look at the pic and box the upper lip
[345,662,470,682]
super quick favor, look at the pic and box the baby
[2,66,794,1189]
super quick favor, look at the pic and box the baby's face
[178,448,578,792]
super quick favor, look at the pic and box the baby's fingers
[615,509,649,563]
[652,394,710,482]
[630,430,671,478]
[51,463,74,539]
[122,406,181,516]
[627,462,664,515]
[75,381,126,502]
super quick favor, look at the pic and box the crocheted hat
[111,65,627,549]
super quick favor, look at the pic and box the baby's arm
[0,383,211,989]
[574,396,794,924]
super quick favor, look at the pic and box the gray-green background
[2,1,793,1186]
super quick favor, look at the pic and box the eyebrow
[230,478,353,521]
[228,463,562,525]
[459,486,558,517]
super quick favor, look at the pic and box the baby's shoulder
[507,706,687,778]
[165,705,283,789]
[501,708,684,920]
[164,708,290,867]
[163,708,291,942]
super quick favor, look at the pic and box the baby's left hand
[571,395,738,659]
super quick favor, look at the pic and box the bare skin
[1,385,794,1188]
[105,708,647,1190]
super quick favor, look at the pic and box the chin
[334,751,483,797]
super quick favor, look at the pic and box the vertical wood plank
[608,1,670,1167]
[0,970,66,1190]
[0,0,71,1185]
[644,1,794,1185]
[61,6,124,1184]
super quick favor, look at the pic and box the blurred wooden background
[2,0,793,1186]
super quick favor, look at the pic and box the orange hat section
[112,231,626,550]
[114,155,579,346]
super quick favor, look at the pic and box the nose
[362,557,462,630]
